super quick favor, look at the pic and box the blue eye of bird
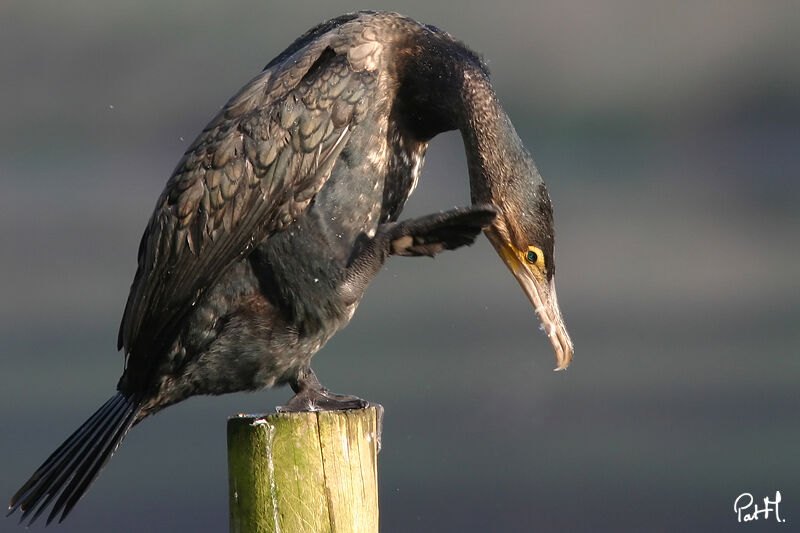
[526,250,538,264]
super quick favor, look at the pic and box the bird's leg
[385,203,498,258]
[279,206,496,435]
[277,368,384,450]
[277,367,368,412]
[343,204,498,295]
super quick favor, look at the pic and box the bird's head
[479,156,574,371]
[448,62,573,369]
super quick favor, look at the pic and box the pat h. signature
[734,491,786,523]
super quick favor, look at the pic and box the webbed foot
[276,368,383,451]
[277,389,368,412]
[277,367,367,412]
[387,204,498,257]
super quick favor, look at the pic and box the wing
[118,18,386,374]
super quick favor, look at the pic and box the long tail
[7,393,140,526]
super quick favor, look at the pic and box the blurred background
[1,1,798,531]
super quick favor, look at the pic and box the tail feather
[15,395,125,525]
[49,401,139,524]
[10,394,121,507]
[8,393,140,526]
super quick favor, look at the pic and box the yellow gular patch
[497,242,523,274]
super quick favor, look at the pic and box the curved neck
[455,69,533,207]
[394,34,543,219]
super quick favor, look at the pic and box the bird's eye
[524,245,545,269]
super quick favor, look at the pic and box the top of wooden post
[227,407,381,533]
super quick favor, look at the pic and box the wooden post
[227,407,381,533]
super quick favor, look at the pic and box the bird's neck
[455,69,534,207]
[397,39,539,207]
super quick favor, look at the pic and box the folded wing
[118,20,381,384]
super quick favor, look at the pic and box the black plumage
[9,11,572,525]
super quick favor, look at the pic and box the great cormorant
[8,11,573,525]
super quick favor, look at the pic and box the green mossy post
[227,407,381,533]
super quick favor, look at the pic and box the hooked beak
[514,268,573,370]
[488,235,574,370]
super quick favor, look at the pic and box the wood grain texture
[227,408,380,533]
